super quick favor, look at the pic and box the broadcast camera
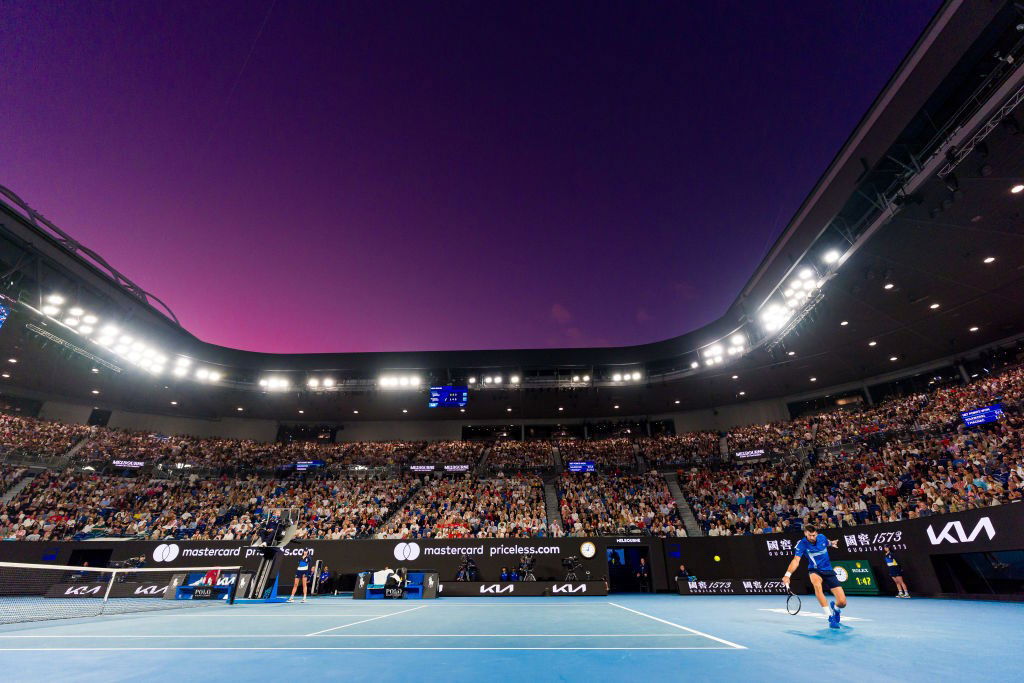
[561,555,588,581]
[519,554,536,582]
[454,555,479,582]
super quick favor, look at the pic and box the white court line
[0,633,705,639]
[0,646,737,651]
[161,614,396,617]
[305,604,428,636]
[608,602,746,650]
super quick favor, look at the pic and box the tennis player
[883,546,911,598]
[781,525,848,628]
[287,549,313,603]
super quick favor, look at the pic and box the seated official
[674,563,694,581]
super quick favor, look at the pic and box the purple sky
[1,1,939,353]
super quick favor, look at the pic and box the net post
[102,569,117,603]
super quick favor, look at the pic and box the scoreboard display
[567,461,596,473]
[429,386,469,408]
[961,404,1003,426]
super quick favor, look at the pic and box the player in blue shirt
[287,549,313,603]
[781,524,848,628]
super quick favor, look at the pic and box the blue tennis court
[1,594,1020,682]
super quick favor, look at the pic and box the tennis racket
[786,588,801,615]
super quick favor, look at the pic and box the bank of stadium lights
[378,375,420,389]
[195,368,222,383]
[701,336,746,366]
[306,377,336,389]
[761,265,823,336]
[611,371,642,382]
[259,376,289,390]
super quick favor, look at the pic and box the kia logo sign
[551,584,586,593]
[479,584,514,594]
[927,517,996,545]
[64,585,102,596]
[153,543,180,562]
[393,542,421,561]
[134,584,168,596]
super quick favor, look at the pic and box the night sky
[1,1,940,353]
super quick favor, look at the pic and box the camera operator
[455,555,479,581]
[519,554,536,581]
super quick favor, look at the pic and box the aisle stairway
[542,477,563,535]
[1,470,37,504]
[663,471,702,537]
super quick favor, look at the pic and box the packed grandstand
[1,363,1020,542]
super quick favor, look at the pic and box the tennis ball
[714,555,721,562]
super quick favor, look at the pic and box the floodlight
[42,305,60,316]
[323,378,335,387]
[612,373,622,382]
[823,250,840,264]
[46,294,65,305]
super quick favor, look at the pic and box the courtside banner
[661,504,1024,597]
[676,578,787,595]
[1,506,1019,595]
[0,537,665,592]
[438,581,606,597]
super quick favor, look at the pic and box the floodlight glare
[484,376,493,384]
[82,315,98,324]
[823,250,840,264]
[410,376,420,387]
[572,375,580,382]
[69,307,84,316]
[730,334,745,346]
[63,317,80,327]
[690,361,699,369]
[307,378,320,388]
[79,325,94,335]
[173,367,188,377]
[494,376,502,384]
[612,373,622,382]
[582,375,590,382]
[46,294,65,305]
[208,371,222,382]
[798,267,814,280]
[196,369,209,380]
[323,378,335,387]
[468,377,476,384]
[631,372,641,380]
[510,375,520,384]
[42,305,60,315]
[399,377,409,387]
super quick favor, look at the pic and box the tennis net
[0,561,244,625]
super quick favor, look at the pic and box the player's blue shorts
[887,567,902,577]
[809,568,841,590]
[295,569,311,579]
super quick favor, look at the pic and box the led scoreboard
[961,404,1003,426]
[429,385,469,408]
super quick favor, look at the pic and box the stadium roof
[0,0,1022,422]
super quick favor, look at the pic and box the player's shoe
[286,598,294,603]
[829,601,841,628]
[301,598,307,603]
